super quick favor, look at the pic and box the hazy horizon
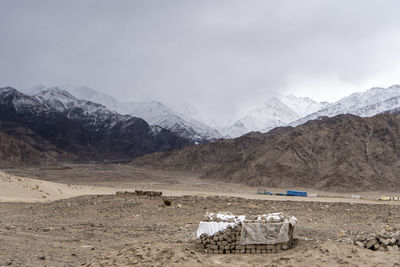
[2,0,400,116]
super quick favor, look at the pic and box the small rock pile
[115,190,162,197]
[354,228,400,252]
[195,213,296,254]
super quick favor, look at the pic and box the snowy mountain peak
[223,94,329,138]
[59,84,121,111]
[278,94,329,117]
[116,100,223,143]
[291,85,400,127]
[33,87,115,120]
[36,86,77,100]
[1,86,28,96]
[23,84,48,95]
[24,83,400,141]
[30,84,222,143]
[0,87,47,113]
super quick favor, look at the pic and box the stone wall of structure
[195,220,295,254]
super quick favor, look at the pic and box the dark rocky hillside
[0,130,59,167]
[0,87,191,164]
[134,113,400,192]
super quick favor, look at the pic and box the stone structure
[195,212,296,254]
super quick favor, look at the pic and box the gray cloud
[2,0,400,116]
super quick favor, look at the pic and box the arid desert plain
[1,164,400,266]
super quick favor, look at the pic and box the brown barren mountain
[0,130,61,167]
[133,113,400,192]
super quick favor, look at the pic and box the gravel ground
[1,194,400,266]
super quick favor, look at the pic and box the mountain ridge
[291,85,400,127]
[0,87,191,163]
[133,112,400,192]
[42,84,223,144]
[223,95,329,137]
[26,84,400,139]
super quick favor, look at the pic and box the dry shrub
[163,199,171,206]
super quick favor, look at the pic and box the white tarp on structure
[240,219,293,245]
[196,212,243,237]
[196,221,236,238]
[196,212,297,243]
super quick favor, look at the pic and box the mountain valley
[2,84,400,192]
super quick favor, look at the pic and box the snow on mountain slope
[117,101,175,124]
[25,84,400,140]
[291,85,400,127]
[31,85,222,143]
[33,87,191,144]
[59,84,121,112]
[0,87,48,114]
[1,87,191,160]
[223,95,328,138]
[279,95,329,117]
[34,87,116,116]
[223,97,297,138]
[168,102,234,131]
[116,102,223,144]
[116,100,222,143]
[33,87,128,131]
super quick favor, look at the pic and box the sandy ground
[0,170,117,202]
[1,165,400,266]
[4,164,400,204]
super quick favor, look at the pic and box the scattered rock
[354,241,364,248]
[337,231,346,238]
[354,228,400,252]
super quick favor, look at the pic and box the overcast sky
[2,0,400,115]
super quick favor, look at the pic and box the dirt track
[4,164,400,203]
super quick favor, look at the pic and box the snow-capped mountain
[33,87,183,141]
[33,87,125,131]
[223,95,329,138]
[0,86,49,115]
[28,83,400,140]
[0,86,190,160]
[36,84,223,144]
[57,84,121,111]
[291,85,400,126]
[117,101,222,144]
[279,95,330,117]
[167,101,234,131]
[224,97,299,138]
